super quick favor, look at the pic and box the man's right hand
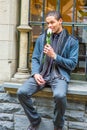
[34,74,46,86]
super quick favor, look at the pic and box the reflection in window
[75,26,87,44]
[74,26,87,74]
[30,0,43,21]
[73,43,86,73]
[76,0,87,23]
[60,0,73,34]
[30,0,57,22]
[60,0,73,22]
[77,0,87,46]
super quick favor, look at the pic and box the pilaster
[13,0,32,81]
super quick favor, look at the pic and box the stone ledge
[3,80,87,102]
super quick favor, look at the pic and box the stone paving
[14,115,54,130]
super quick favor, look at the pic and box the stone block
[0,0,10,24]
[33,97,54,107]
[0,113,13,121]
[14,114,29,130]
[36,105,54,119]
[14,115,54,130]
[0,60,17,81]
[0,41,17,60]
[67,102,85,111]
[0,25,10,40]
[0,0,20,25]
[65,110,84,122]
[69,121,87,130]
[0,103,23,114]
[0,93,18,103]
[0,25,18,41]
[0,121,13,130]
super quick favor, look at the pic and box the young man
[17,11,79,130]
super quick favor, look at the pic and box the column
[14,0,32,80]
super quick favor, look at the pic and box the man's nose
[48,23,52,28]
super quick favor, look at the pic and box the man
[17,11,79,130]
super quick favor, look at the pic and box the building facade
[0,0,87,82]
[0,0,20,81]
[0,1,87,130]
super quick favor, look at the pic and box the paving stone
[38,118,54,130]
[69,121,87,130]
[0,121,13,130]
[14,114,54,130]
[14,114,29,130]
[0,113,13,121]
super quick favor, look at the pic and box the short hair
[46,11,62,20]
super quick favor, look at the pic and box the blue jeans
[17,77,68,128]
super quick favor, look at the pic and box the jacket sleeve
[31,36,42,76]
[55,38,79,71]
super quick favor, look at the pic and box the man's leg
[50,79,68,129]
[17,77,44,127]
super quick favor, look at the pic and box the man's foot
[27,125,39,130]
[54,128,63,130]
[27,118,41,130]
[58,128,62,130]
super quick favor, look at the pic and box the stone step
[2,80,87,101]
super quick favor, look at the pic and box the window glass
[30,0,57,22]
[28,0,87,80]
[60,0,73,22]
[60,0,73,34]
[44,0,57,18]
[75,0,87,59]
[30,0,43,22]
[76,0,87,23]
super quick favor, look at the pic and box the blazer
[31,32,79,82]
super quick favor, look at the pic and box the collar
[52,31,62,39]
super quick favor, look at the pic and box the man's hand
[43,44,56,59]
[34,74,46,85]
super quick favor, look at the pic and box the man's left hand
[43,44,56,59]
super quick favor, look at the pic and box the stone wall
[0,0,20,81]
[0,84,87,130]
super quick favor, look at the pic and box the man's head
[46,11,63,34]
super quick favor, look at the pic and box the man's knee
[54,92,66,102]
[17,85,28,99]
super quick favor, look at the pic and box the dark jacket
[31,32,79,82]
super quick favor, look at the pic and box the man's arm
[31,35,46,85]
[55,39,79,71]
[31,37,41,76]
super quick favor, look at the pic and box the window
[28,0,87,81]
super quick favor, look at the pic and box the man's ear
[59,18,63,24]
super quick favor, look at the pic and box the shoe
[54,128,58,130]
[27,118,41,130]
[54,128,62,130]
[27,125,39,130]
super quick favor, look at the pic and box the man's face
[46,16,63,34]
